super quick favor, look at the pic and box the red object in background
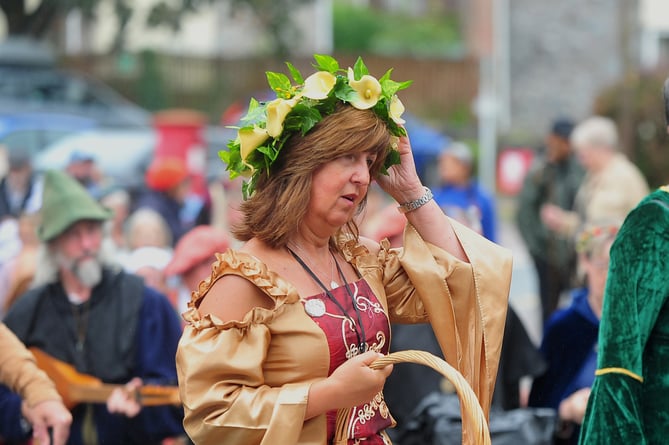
[497,147,535,196]
[153,109,208,197]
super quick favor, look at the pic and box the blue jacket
[433,181,497,242]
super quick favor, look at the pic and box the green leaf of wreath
[353,56,369,80]
[266,71,293,97]
[285,62,304,85]
[313,54,339,73]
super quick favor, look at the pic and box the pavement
[497,196,542,345]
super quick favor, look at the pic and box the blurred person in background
[99,186,132,253]
[163,225,231,314]
[432,141,497,242]
[578,78,669,445]
[1,212,41,316]
[134,157,195,245]
[516,119,585,323]
[541,116,648,247]
[528,222,620,445]
[0,170,184,445]
[0,150,42,316]
[0,323,72,445]
[65,150,106,200]
[115,208,173,293]
[121,245,174,297]
[123,208,173,254]
[0,150,42,222]
[206,176,244,238]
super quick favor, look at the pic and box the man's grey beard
[73,257,103,288]
[56,252,103,289]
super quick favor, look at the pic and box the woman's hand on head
[375,133,424,204]
[305,351,393,419]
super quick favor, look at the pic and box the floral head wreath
[220,54,412,199]
[575,224,620,255]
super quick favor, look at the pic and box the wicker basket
[334,350,491,445]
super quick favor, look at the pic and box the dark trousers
[532,255,572,324]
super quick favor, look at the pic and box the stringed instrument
[29,347,181,410]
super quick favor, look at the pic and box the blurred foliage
[333,4,464,58]
[1,0,313,57]
[593,70,669,187]
[135,50,169,111]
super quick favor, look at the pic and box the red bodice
[301,279,392,444]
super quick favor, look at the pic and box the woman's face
[582,240,613,306]
[306,151,376,232]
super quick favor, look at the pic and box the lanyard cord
[287,247,366,351]
[332,253,367,352]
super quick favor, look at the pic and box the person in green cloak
[578,78,669,443]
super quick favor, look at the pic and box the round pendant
[304,298,326,317]
[330,280,339,289]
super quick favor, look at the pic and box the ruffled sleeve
[176,250,325,445]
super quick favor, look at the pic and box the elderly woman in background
[528,222,620,444]
[175,55,512,444]
[541,116,648,238]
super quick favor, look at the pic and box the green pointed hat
[38,170,112,242]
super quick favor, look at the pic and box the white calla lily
[347,67,382,110]
[302,71,336,100]
[239,126,269,162]
[266,97,298,138]
[389,95,406,124]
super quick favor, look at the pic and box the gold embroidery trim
[595,367,644,383]
[660,185,669,193]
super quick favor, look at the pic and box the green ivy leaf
[240,98,267,126]
[266,71,293,96]
[353,56,369,80]
[380,71,413,99]
[313,54,339,73]
[383,147,401,169]
[257,144,280,162]
[333,79,357,103]
[218,149,230,165]
[285,62,304,85]
[285,104,322,135]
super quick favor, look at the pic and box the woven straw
[334,350,491,445]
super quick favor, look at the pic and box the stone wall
[507,0,634,141]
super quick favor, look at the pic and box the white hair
[124,208,173,250]
[570,116,619,151]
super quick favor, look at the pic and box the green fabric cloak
[579,186,669,444]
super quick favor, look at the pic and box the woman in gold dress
[176,55,512,444]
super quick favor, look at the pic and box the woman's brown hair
[232,103,392,248]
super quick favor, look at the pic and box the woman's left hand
[375,133,424,204]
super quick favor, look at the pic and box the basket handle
[334,350,491,445]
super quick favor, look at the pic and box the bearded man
[0,170,185,445]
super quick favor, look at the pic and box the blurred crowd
[0,109,654,444]
[0,149,242,320]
